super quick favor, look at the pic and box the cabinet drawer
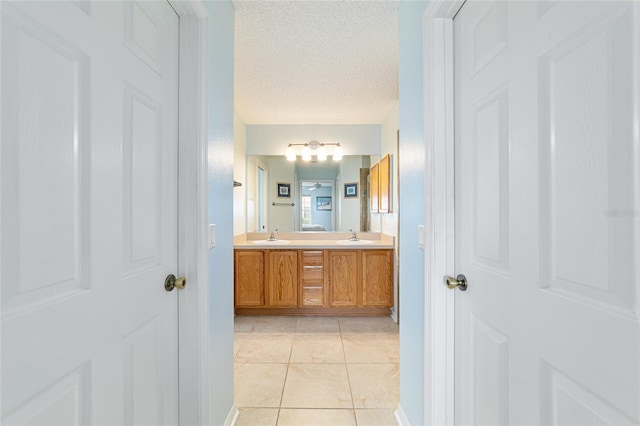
[301,286,324,306]
[301,250,323,266]
[301,265,323,285]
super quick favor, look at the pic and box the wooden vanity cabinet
[234,249,298,308]
[234,248,393,315]
[234,250,264,306]
[265,250,298,307]
[327,250,393,308]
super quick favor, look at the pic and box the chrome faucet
[268,229,278,241]
[348,229,359,241]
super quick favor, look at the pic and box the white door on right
[454,1,639,424]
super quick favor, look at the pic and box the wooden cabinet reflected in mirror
[379,154,390,213]
[369,154,391,215]
[370,163,379,213]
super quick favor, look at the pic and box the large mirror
[245,155,375,232]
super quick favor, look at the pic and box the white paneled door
[454,1,639,424]
[1,1,180,424]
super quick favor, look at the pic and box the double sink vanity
[233,232,394,316]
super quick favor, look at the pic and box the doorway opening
[299,180,336,231]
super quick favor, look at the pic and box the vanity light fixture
[285,145,296,161]
[317,145,328,161]
[302,145,312,161]
[285,141,343,162]
[332,144,343,161]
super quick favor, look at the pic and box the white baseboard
[224,405,239,426]
[394,404,410,426]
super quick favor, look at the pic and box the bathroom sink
[252,239,289,245]
[336,239,374,245]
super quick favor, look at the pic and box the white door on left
[1,1,180,424]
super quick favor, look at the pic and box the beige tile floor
[234,316,399,426]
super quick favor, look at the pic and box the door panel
[472,86,509,274]
[1,1,91,316]
[1,2,180,424]
[538,6,637,315]
[454,1,639,424]
[469,315,510,426]
[123,85,163,274]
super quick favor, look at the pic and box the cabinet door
[361,250,393,307]
[379,154,390,213]
[328,251,359,307]
[266,250,298,307]
[234,250,264,306]
[370,163,379,213]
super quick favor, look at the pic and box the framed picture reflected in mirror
[344,182,358,198]
[277,182,291,198]
[316,196,332,211]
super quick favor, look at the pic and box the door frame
[422,1,465,425]
[256,159,268,232]
[167,2,210,425]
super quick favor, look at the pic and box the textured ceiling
[233,1,399,124]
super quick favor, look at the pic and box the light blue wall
[398,1,430,424]
[204,1,235,424]
[296,164,339,180]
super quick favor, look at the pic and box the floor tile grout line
[274,332,290,426]
[339,317,362,425]
[338,319,358,419]
[278,336,293,413]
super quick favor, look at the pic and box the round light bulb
[317,146,328,161]
[285,145,296,161]
[302,146,311,161]
[333,144,343,161]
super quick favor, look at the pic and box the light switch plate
[209,224,216,249]
[417,225,425,250]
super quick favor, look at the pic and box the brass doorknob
[165,274,186,292]
[445,274,468,291]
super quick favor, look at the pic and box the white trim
[170,1,210,425]
[394,404,410,426]
[256,159,268,232]
[423,1,465,426]
[224,405,240,426]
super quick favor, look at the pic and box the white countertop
[234,232,395,249]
